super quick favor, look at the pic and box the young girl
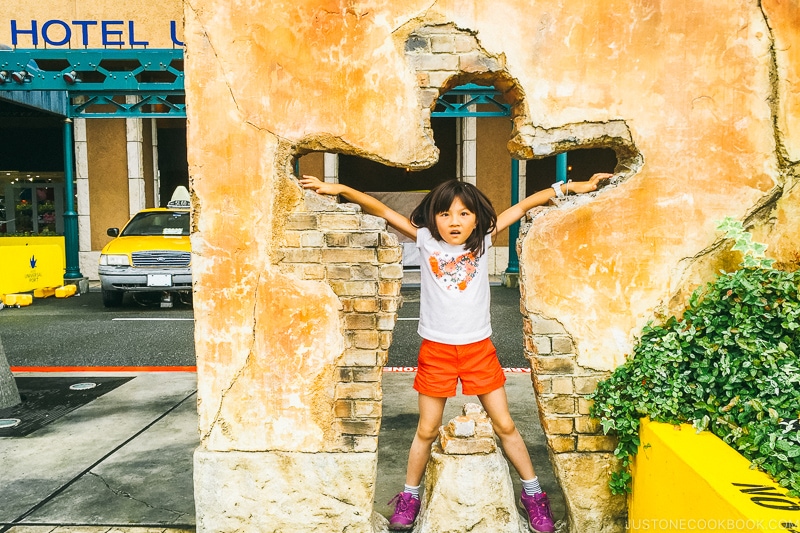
[300,172,610,533]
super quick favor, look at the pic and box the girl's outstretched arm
[299,175,418,240]
[494,172,612,234]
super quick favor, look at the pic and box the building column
[460,116,477,185]
[323,152,339,183]
[151,120,161,207]
[74,118,98,280]
[126,96,146,217]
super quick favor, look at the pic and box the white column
[518,159,527,199]
[323,152,339,183]
[461,116,477,185]
[74,118,99,279]
[126,96,146,217]
[151,120,161,207]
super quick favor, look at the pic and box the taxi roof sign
[167,186,191,209]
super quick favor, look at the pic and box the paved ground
[0,275,565,532]
[0,371,563,532]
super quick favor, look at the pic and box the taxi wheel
[102,289,124,308]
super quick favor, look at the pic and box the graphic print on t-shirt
[428,250,478,291]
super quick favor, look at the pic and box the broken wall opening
[286,22,640,533]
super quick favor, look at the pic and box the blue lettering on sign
[10,20,183,47]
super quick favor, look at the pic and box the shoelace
[388,494,410,511]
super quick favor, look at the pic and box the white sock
[404,484,420,500]
[521,476,542,496]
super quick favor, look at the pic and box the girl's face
[435,197,477,246]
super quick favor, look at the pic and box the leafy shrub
[589,219,800,496]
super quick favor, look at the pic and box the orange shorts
[413,337,506,398]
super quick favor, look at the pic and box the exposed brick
[380,297,401,313]
[405,35,430,53]
[335,381,382,400]
[352,298,379,313]
[539,395,576,415]
[459,52,503,73]
[354,400,383,417]
[337,367,354,382]
[552,335,575,354]
[532,376,551,395]
[340,349,379,366]
[548,435,576,453]
[577,398,594,415]
[541,416,574,435]
[335,418,380,436]
[528,315,566,335]
[360,215,386,230]
[430,34,455,53]
[352,367,383,382]
[551,377,574,395]
[380,264,404,279]
[282,231,302,247]
[329,280,377,297]
[345,435,379,453]
[379,331,393,350]
[345,313,376,330]
[334,400,353,417]
[416,72,430,87]
[575,376,602,395]
[418,88,440,108]
[300,231,324,247]
[575,416,601,434]
[301,264,325,280]
[322,248,377,264]
[351,264,379,280]
[327,265,352,279]
[454,34,476,53]
[376,350,389,366]
[530,356,576,374]
[376,312,396,330]
[281,248,321,263]
[378,280,401,296]
[577,435,617,452]
[286,213,317,230]
[380,232,399,247]
[320,213,361,230]
[350,232,380,248]
[325,232,351,247]
[351,330,380,349]
[378,247,403,263]
[529,335,551,355]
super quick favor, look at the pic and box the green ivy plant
[589,217,800,496]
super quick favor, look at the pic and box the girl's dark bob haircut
[410,180,497,256]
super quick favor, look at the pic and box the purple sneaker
[519,491,555,533]
[388,492,420,530]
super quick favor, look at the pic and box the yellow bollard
[34,287,57,298]
[55,285,78,298]
[3,293,33,307]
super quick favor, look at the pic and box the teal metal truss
[432,83,510,118]
[0,48,184,118]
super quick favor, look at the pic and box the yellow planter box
[0,236,65,294]
[629,419,800,532]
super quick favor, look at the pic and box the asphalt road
[0,285,527,368]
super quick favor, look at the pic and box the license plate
[147,273,173,287]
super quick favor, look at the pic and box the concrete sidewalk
[0,371,563,532]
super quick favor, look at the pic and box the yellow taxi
[98,187,192,308]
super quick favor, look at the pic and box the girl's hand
[299,175,343,196]
[567,172,613,194]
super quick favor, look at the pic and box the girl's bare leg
[478,386,536,480]
[405,393,448,486]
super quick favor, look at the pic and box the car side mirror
[107,228,120,237]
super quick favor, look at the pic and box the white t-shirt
[416,227,492,344]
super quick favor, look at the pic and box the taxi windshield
[121,211,190,236]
